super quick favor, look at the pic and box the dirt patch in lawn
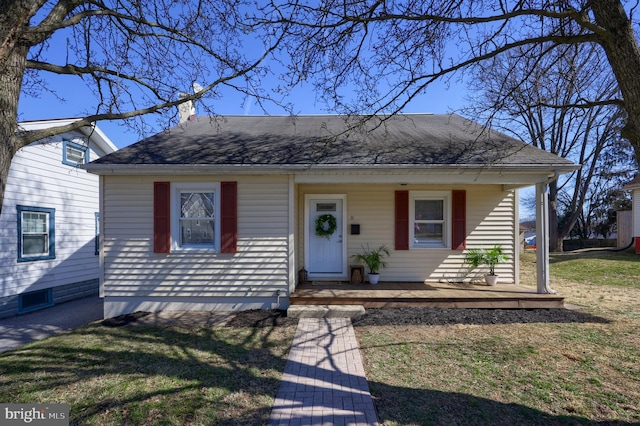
[102,309,298,328]
[102,306,610,329]
[352,306,611,326]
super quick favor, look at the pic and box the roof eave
[78,125,118,154]
[83,162,578,176]
[19,119,118,154]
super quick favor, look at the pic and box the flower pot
[368,273,380,285]
[485,274,499,286]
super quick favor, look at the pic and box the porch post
[288,176,296,295]
[535,182,557,294]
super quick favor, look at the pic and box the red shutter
[452,190,466,250]
[220,181,238,253]
[154,182,171,253]
[395,190,409,250]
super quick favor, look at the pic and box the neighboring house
[622,175,640,252]
[84,114,577,318]
[0,119,117,318]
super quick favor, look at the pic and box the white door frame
[304,194,348,279]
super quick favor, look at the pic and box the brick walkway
[269,317,378,425]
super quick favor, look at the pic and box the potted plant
[351,244,390,284]
[464,244,509,286]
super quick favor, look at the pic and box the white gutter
[77,124,118,154]
[19,118,118,154]
[83,162,578,175]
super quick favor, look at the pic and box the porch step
[287,304,366,319]
[290,282,565,310]
[290,297,565,309]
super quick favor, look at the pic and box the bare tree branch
[18,19,287,146]
[464,39,633,251]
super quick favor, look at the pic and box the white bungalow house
[623,175,640,252]
[84,114,577,318]
[0,119,117,318]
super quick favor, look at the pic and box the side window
[171,183,220,251]
[62,140,89,166]
[410,192,450,248]
[17,206,55,262]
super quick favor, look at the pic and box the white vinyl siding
[298,183,516,284]
[633,188,640,237]
[101,177,516,315]
[101,175,291,301]
[0,134,104,298]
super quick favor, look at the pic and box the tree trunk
[591,2,640,161]
[548,180,563,252]
[0,1,30,215]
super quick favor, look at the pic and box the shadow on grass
[1,312,633,425]
[0,319,296,425]
[546,248,639,265]
[369,382,637,425]
[352,307,611,326]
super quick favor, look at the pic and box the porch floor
[290,281,564,309]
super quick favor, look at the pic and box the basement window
[18,289,53,314]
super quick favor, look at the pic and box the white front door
[306,196,346,277]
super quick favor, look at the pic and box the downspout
[275,289,286,309]
[287,175,296,296]
[514,188,520,286]
[98,175,106,299]
[535,172,560,294]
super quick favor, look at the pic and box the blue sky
[17,7,470,149]
[18,69,468,149]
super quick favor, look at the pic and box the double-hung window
[17,205,55,262]
[62,140,89,166]
[410,192,450,248]
[171,183,220,251]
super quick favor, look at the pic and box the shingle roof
[89,114,575,169]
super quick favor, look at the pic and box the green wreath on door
[315,214,337,239]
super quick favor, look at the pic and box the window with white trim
[171,183,220,251]
[410,191,450,248]
[62,140,89,166]
[17,205,55,262]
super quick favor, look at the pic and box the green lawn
[547,249,640,288]
[356,249,640,425]
[0,321,296,425]
[2,249,639,425]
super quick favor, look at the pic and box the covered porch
[291,179,562,311]
[290,281,564,309]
